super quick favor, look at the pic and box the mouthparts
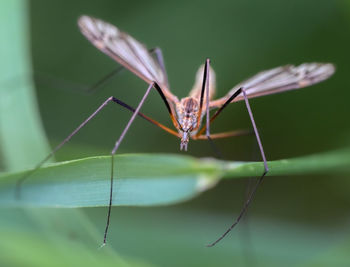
[180,141,188,151]
[180,132,189,151]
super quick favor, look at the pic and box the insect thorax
[176,97,200,134]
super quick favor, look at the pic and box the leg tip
[98,242,106,250]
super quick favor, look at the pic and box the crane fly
[16,15,335,248]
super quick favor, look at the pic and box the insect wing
[210,63,335,108]
[189,64,216,101]
[78,15,178,103]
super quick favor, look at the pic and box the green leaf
[0,154,219,207]
[0,148,349,208]
[0,0,51,171]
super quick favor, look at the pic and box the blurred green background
[1,0,350,266]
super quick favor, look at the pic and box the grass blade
[0,148,349,208]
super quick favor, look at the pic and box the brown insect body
[176,97,199,150]
[175,65,216,150]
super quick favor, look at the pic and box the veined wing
[210,63,335,108]
[78,15,179,103]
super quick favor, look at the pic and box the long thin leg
[195,88,243,137]
[85,66,124,94]
[193,129,252,140]
[16,86,178,198]
[15,96,116,198]
[207,87,269,247]
[204,59,211,138]
[101,82,154,246]
[197,59,209,123]
[33,67,124,95]
[153,82,180,130]
[194,58,223,157]
[112,96,179,137]
[150,47,169,88]
[241,88,268,173]
[86,47,179,129]
[87,47,164,94]
[194,58,221,157]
